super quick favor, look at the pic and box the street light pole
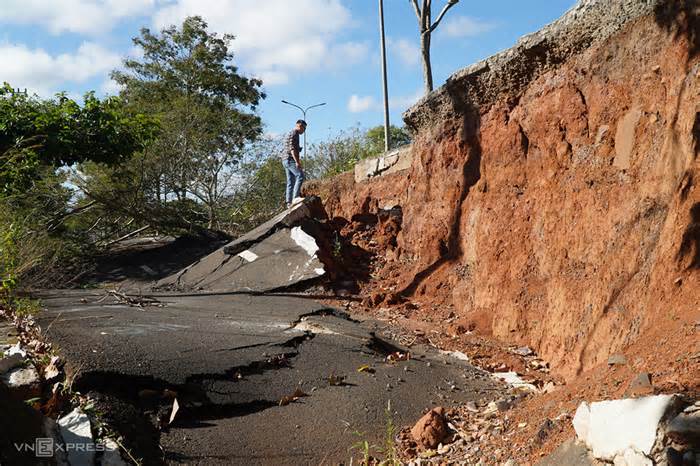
[281,100,326,158]
[378,0,391,152]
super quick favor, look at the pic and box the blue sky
[0,0,576,146]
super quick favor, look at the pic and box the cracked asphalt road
[37,290,505,465]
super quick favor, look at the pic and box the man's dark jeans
[283,157,304,204]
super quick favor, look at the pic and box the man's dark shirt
[283,130,301,160]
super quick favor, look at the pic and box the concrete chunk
[58,408,95,466]
[573,395,675,461]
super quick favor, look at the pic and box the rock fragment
[625,372,653,397]
[607,353,627,366]
[1,364,41,399]
[411,407,449,449]
[666,409,700,444]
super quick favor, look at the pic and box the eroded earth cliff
[309,0,700,383]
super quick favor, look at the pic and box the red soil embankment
[308,2,700,385]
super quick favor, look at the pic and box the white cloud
[442,16,496,38]
[347,88,423,114]
[389,38,420,66]
[0,42,121,95]
[100,78,122,95]
[0,0,155,35]
[347,95,376,113]
[152,0,365,86]
[389,89,423,110]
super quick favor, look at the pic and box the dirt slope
[308,0,700,383]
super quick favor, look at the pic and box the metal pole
[379,0,391,152]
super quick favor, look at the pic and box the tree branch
[429,0,459,33]
[410,0,422,21]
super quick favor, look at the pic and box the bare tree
[410,0,460,93]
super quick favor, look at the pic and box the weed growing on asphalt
[379,400,400,466]
[350,431,376,465]
[348,401,401,466]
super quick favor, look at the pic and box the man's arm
[292,132,302,168]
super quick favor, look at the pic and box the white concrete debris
[237,250,259,262]
[5,342,27,358]
[2,365,40,388]
[572,395,675,463]
[314,268,325,275]
[493,371,539,393]
[612,448,652,466]
[290,227,320,257]
[439,350,470,362]
[58,408,96,466]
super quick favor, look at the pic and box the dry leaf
[328,374,346,386]
[386,351,411,363]
[357,364,375,374]
[279,387,308,406]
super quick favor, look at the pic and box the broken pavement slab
[156,197,330,292]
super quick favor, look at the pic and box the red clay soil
[306,7,700,464]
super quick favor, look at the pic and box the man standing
[282,119,306,208]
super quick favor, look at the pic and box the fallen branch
[102,289,164,308]
[101,224,151,247]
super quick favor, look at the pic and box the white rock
[573,402,591,443]
[58,408,95,466]
[572,395,675,461]
[439,350,470,361]
[493,371,539,393]
[5,342,26,358]
[290,226,319,256]
[237,250,258,262]
[612,448,652,466]
[2,364,40,388]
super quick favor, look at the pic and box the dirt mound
[308,0,700,385]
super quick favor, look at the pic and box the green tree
[0,84,155,195]
[111,16,264,230]
[0,86,156,294]
[365,125,412,155]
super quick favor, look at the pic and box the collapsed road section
[35,289,506,465]
[155,197,333,293]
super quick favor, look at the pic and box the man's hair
[296,119,307,127]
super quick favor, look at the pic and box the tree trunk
[207,202,216,230]
[421,31,433,93]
